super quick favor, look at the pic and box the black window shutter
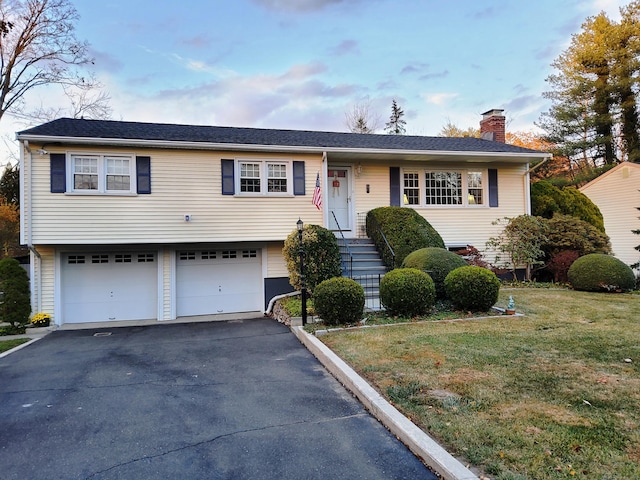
[488,168,498,207]
[390,167,401,206]
[136,156,151,194]
[50,153,66,193]
[221,159,235,195]
[293,161,305,195]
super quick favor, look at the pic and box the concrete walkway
[0,318,441,480]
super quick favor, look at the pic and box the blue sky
[3,0,628,160]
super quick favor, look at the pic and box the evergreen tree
[0,164,19,206]
[384,99,406,135]
[539,3,640,168]
[0,257,31,331]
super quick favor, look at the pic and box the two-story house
[18,109,549,326]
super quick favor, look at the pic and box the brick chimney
[480,109,505,143]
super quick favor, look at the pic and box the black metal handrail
[331,211,354,278]
[368,213,395,269]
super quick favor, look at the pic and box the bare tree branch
[0,0,94,124]
[345,98,381,133]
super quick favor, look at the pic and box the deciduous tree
[344,98,381,134]
[0,0,105,124]
[486,215,548,281]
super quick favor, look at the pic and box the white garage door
[176,248,262,317]
[62,252,158,324]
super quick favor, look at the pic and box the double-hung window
[403,172,420,205]
[238,160,291,195]
[70,154,135,194]
[402,169,487,207]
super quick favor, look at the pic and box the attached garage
[61,252,158,324]
[176,248,262,317]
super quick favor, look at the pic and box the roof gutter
[523,154,552,176]
[15,134,548,161]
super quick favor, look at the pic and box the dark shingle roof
[18,117,545,155]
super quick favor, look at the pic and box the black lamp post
[296,218,307,326]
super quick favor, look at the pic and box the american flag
[312,172,322,210]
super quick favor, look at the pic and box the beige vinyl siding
[266,241,288,278]
[581,163,640,269]
[352,162,529,254]
[30,149,324,244]
[352,164,392,216]
[35,246,56,323]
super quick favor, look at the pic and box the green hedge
[366,207,444,268]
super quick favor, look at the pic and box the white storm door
[327,168,351,231]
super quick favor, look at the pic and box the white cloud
[421,93,458,106]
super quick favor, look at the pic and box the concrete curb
[291,326,479,480]
[0,335,46,359]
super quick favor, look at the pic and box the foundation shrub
[0,257,31,332]
[379,268,435,317]
[402,247,467,298]
[313,277,364,325]
[444,266,501,312]
[366,207,444,268]
[283,224,342,292]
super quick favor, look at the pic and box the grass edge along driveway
[320,288,640,480]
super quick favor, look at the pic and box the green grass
[0,337,30,353]
[320,288,640,479]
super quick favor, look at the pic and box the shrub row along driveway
[0,318,436,480]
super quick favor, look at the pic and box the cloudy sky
[1,0,629,162]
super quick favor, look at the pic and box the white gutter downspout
[22,140,42,313]
[523,155,552,215]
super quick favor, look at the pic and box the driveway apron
[0,318,437,479]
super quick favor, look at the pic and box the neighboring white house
[18,110,550,326]
[581,161,640,271]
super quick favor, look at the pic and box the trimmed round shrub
[0,257,31,329]
[567,254,635,292]
[366,207,444,268]
[313,277,365,325]
[444,266,500,312]
[379,268,435,317]
[402,247,467,298]
[283,224,342,292]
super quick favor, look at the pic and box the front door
[327,168,351,231]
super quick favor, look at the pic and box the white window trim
[66,152,137,195]
[401,168,488,208]
[235,158,293,196]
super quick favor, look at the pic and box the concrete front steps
[337,238,386,311]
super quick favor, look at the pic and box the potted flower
[30,312,51,328]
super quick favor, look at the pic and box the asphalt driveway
[0,318,437,479]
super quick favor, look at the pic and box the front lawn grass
[320,288,640,479]
[0,338,30,354]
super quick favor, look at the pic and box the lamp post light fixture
[296,218,307,326]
